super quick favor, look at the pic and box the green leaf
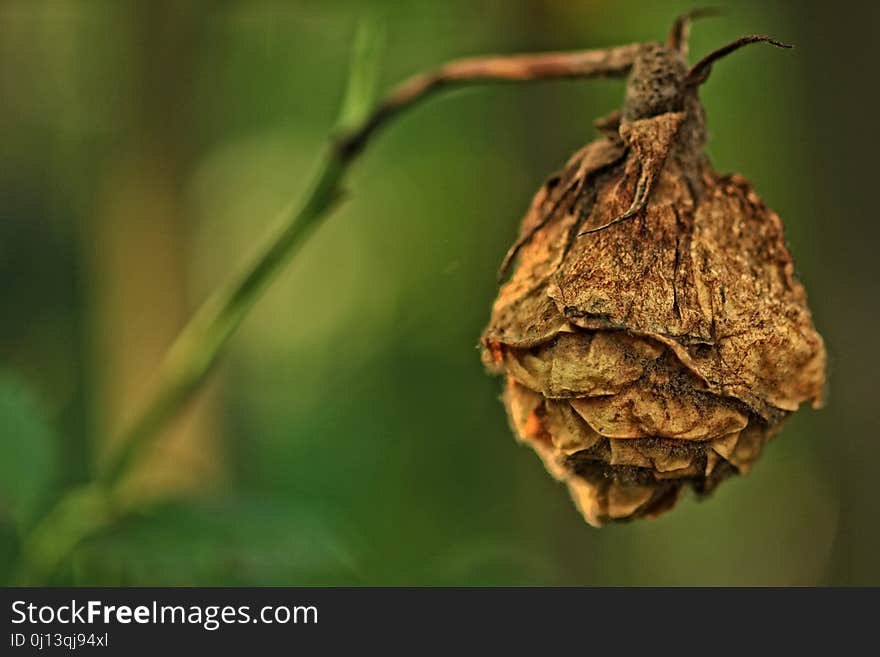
[336,16,385,132]
[63,495,362,586]
[0,371,56,530]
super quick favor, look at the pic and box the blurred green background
[0,0,876,586]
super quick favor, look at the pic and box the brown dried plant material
[481,16,826,526]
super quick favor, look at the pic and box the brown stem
[667,7,722,57]
[335,43,642,162]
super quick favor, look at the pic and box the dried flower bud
[481,19,826,526]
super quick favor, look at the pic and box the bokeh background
[1,0,877,586]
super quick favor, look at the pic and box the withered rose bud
[481,16,826,526]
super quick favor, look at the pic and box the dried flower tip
[481,13,824,526]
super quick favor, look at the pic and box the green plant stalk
[100,19,388,486]
[16,23,639,583]
[98,156,347,485]
[15,152,350,583]
[15,484,111,585]
[14,23,383,585]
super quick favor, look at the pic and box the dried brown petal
[502,332,663,398]
[543,400,601,454]
[569,375,749,440]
